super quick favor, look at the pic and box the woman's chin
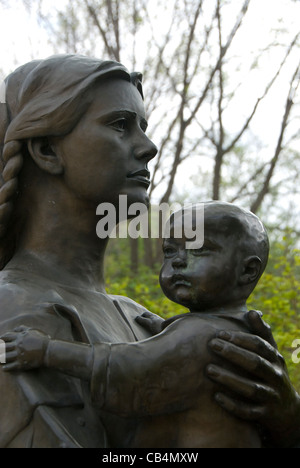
[124,188,150,209]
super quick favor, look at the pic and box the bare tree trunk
[159,0,251,205]
[143,237,154,269]
[212,0,225,200]
[130,237,139,274]
[83,0,121,61]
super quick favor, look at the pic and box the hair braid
[0,140,23,238]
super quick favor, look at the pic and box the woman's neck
[7,249,107,293]
[13,178,110,292]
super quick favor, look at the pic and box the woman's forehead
[88,78,146,118]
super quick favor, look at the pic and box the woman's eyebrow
[97,110,149,131]
[97,109,147,125]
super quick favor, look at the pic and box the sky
[0,0,299,77]
[0,1,52,78]
[0,0,299,221]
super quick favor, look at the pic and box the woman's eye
[110,119,127,132]
[140,122,148,133]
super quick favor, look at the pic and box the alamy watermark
[292,339,300,364]
[0,339,5,364]
[96,196,204,249]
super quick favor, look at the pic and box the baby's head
[159,201,269,312]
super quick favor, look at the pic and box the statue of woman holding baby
[0,55,299,448]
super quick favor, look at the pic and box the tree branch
[251,62,300,213]
[83,0,117,60]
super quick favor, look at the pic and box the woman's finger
[206,364,280,403]
[215,330,283,364]
[246,310,278,349]
[209,338,282,384]
[214,392,266,421]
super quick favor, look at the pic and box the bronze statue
[1,202,269,448]
[0,55,299,448]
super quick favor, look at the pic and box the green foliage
[248,231,300,390]
[105,231,300,390]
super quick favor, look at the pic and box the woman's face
[52,78,158,209]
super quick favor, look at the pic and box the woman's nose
[135,135,158,163]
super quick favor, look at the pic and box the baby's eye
[163,246,177,258]
[190,247,205,256]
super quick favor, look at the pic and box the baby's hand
[135,312,165,335]
[0,326,50,371]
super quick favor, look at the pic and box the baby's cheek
[159,265,170,288]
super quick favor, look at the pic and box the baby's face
[160,218,240,311]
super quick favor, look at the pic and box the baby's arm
[92,315,206,417]
[1,326,94,380]
[1,317,205,418]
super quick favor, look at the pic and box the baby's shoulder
[163,313,251,374]
[166,312,250,338]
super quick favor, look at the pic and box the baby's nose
[172,253,187,269]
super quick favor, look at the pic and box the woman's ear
[27,138,64,175]
[238,256,262,286]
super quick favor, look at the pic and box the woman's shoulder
[0,271,28,301]
[109,294,158,340]
[0,280,33,330]
[0,270,62,325]
[109,294,158,318]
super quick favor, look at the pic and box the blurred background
[0,0,299,386]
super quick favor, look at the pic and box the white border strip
[0,81,6,104]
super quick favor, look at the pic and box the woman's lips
[127,169,151,187]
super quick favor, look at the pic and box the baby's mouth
[172,274,192,288]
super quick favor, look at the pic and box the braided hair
[0,54,143,269]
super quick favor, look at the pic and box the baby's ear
[238,256,262,286]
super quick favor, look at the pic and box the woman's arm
[207,310,300,448]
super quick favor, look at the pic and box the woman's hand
[0,326,50,371]
[207,310,300,447]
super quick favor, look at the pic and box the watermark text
[292,339,300,364]
[0,339,6,364]
[96,196,204,249]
